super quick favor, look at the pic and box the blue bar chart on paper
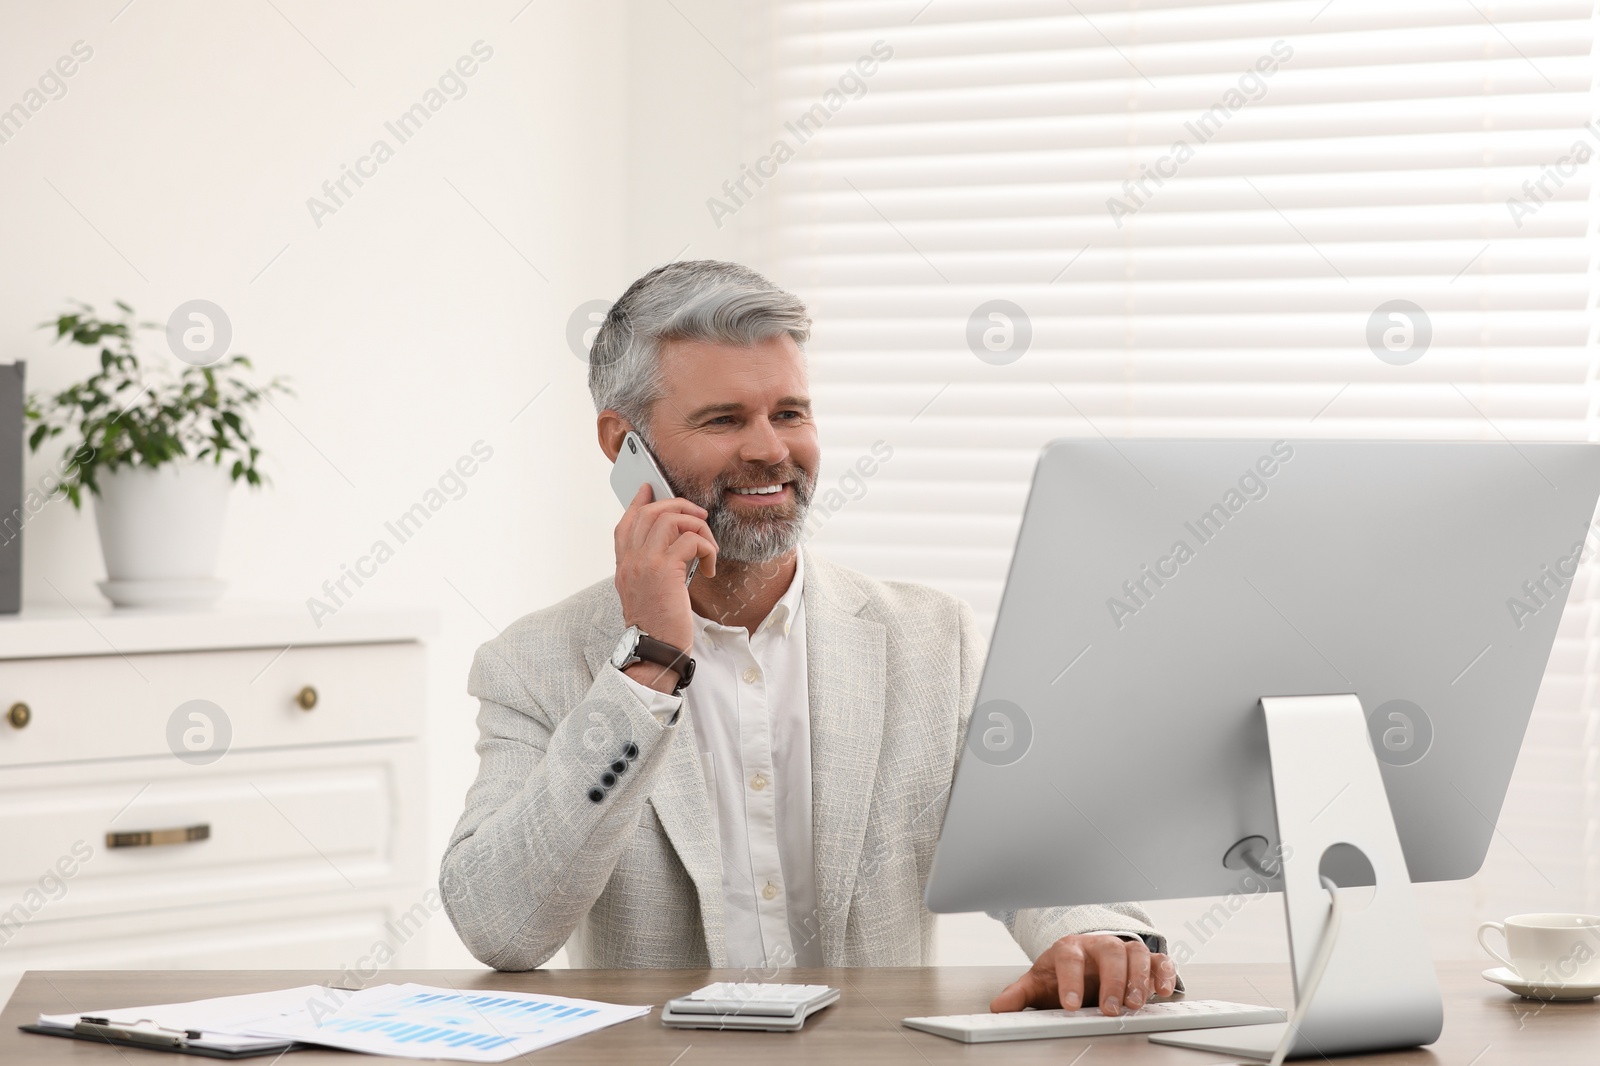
[255,983,651,1062]
[318,990,602,1050]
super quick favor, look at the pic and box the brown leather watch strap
[634,634,696,693]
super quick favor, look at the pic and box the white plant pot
[92,461,233,608]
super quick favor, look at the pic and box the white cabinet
[0,603,436,989]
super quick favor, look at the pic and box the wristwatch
[610,625,696,696]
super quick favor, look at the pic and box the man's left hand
[990,933,1178,1016]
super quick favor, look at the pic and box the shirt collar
[694,550,804,639]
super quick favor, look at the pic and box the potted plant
[25,301,289,607]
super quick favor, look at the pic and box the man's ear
[597,410,631,463]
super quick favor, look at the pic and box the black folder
[20,1021,298,1059]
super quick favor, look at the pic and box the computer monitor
[925,439,1600,1058]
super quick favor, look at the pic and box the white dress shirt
[619,552,822,968]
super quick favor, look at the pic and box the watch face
[610,625,641,669]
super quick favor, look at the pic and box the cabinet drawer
[0,642,423,766]
[0,888,434,976]
[0,742,424,923]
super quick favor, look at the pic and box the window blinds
[762,0,1600,948]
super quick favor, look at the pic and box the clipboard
[19,1018,297,1059]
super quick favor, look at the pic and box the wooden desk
[0,962,1590,1063]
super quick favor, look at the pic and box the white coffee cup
[1477,913,1600,985]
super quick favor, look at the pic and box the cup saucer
[1483,966,1600,1001]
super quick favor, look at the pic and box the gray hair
[587,260,811,440]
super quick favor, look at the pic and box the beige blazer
[439,547,1163,969]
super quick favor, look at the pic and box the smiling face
[631,332,819,564]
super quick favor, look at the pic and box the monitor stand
[1150,694,1444,1060]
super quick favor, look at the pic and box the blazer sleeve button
[587,786,605,803]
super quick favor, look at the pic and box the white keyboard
[902,999,1286,1044]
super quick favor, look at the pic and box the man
[441,260,1177,1016]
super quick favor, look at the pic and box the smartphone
[610,431,699,586]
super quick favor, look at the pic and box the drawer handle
[107,824,211,849]
[296,685,318,711]
[6,702,29,729]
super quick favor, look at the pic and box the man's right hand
[613,483,717,686]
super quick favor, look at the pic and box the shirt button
[750,773,768,791]
[762,882,779,901]
[743,667,759,683]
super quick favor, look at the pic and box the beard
[658,451,817,565]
